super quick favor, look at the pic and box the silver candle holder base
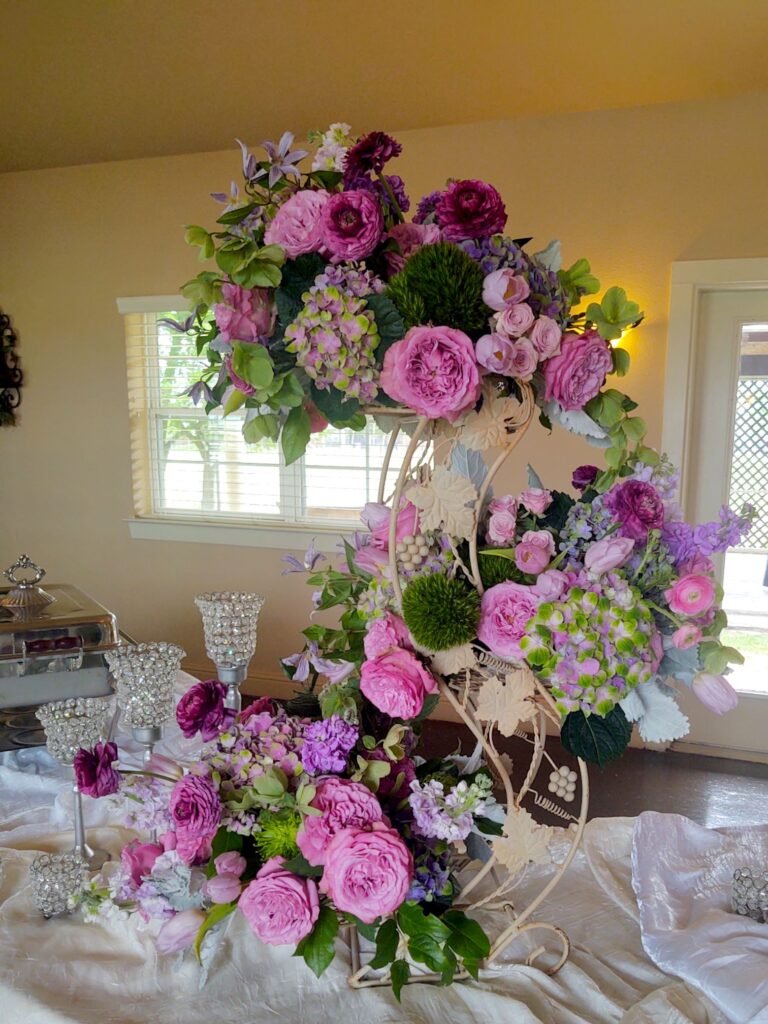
[216,664,248,713]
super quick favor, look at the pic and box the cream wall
[2,93,768,697]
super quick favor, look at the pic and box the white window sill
[126,518,348,552]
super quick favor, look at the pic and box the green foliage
[586,286,643,342]
[365,293,406,361]
[180,271,222,308]
[558,257,600,307]
[281,405,311,465]
[274,253,327,336]
[560,706,632,766]
[390,960,410,1001]
[252,808,302,861]
[294,905,339,978]
[401,574,481,652]
[308,382,362,428]
[386,242,488,336]
[281,852,324,879]
[478,551,525,588]
[231,342,274,391]
[194,903,236,961]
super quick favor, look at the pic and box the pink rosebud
[672,624,702,650]
[692,673,739,715]
[534,569,569,601]
[486,508,518,546]
[519,488,553,516]
[203,873,242,905]
[528,316,562,359]
[514,541,550,576]
[494,303,535,339]
[584,536,635,575]
[214,851,247,878]
[488,494,518,515]
[476,333,516,375]
[482,269,531,311]
[157,909,206,955]
[666,574,716,618]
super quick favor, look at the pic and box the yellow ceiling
[2,0,768,173]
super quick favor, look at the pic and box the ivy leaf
[281,405,311,465]
[397,901,451,944]
[368,918,398,970]
[560,706,632,767]
[443,910,491,960]
[293,905,339,978]
[193,903,235,961]
[390,959,410,1001]
[586,286,643,342]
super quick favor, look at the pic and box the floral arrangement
[87,124,753,994]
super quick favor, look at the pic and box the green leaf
[623,417,647,443]
[413,692,440,723]
[586,286,643,342]
[309,169,343,190]
[294,905,339,978]
[216,202,258,225]
[235,259,283,289]
[308,383,362,427]
[397,902,451,944]
[407,934,450,973]
[269,372,305,409]
[390,959,410,1001]
[280,852,323,878]
[180,271,222,308]
[560,706,632,767]
[462,957,480,981]
[604,446,624,470]
[222,388,247,416]
[345,915,379,942]
[558,257,600,305]
[365,293,406,358]
[368,918,398,970]
[242,413,279,443]
[194,903,235,961]
[443,911,491,960]
[231,342,275,390]
[474,815,504,836]
[612,347,631,376]
[636,445,661,466]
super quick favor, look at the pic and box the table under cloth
[0,677,762,1024]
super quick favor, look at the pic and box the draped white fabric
[0,677,757,1023]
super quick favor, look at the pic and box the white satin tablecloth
[0,682,763,1023]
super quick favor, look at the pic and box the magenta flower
[604,480,665,541]
[320,823,413,924]
[176,680,234,742]
[343,131,402,181]
[384,222,442,275]
[169,774,222,865]
[542,329,613,411]
[120,839,164,887]
[239,857,319,946]
[434,179,506,242]
[74,741,121,798]
[321,190,384,261]
[360,648,439,720]
[665,574,716,618]
[572,465,599,491]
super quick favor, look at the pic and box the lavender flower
[120,775,174,836]
[281,538,327,574]
[413,190,443,225]
[261,132,308,188]
[301,715,359,774]
[409,777,492,843]
[344,173,410,215]
[407,848,452,902]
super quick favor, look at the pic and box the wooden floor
[420,719,768,829]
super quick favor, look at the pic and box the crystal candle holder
[35,697,113,870]
[195,592,264,712]
[29,851,87,918]
[732,867,768,923]
[105,642,185,760]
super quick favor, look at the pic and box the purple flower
[169,774,222,865]
[604,480,665,541]
[342,131,402,182]
[572,465,599,491]
[301,715,359,774]
[321,190,384,261]
[184,380,215,406]
[261,131,308,188]
[176,680,235,742]
[435,179,507,242]
[74,741,121,798]
[281,538,326,574]
[662,521,697,566]
[345,173,410,216]
[413,190,443,225]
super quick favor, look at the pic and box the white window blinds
[120,298,413,529]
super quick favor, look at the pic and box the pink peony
[169,774,221,865]
[264,189,329,258]
[666,574,716,618]
[434,179,506,242]
[672,624,702,650]
[519,488,553,516]
[203,873,242,905]
[121,840,164,888]
[534,569,569,601]
[157,909,206,954]
[542,329,613,411]
[514,530,555,576]
[364,612,412,659]
[214,282,275,344]
[321,189,384,261]
[529,316,562,359]
[495,303,535,339]
[362,499,420,553]
[320,822,413,923]
[176,679,235,742]
[476,333,516,375]
[505,338,539,381]
[380,325,482,422]
[477,582,540,660]
[605,480,665,541]
[239,857,319,946]
[692,673,738,714]
[487,507,518,546]
[296,777,385,866]
[74,741,121,798]
[584,536,635,575]
[482,269,531,311]
[360,648,439,720]
[385,222,441,275]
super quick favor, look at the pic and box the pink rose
[169,774,221,865]
[214,852,247,877]
[364,613,412,659]
[534,569,569,601]
[157,909,206,955]
[513,530,555,576]
[380,325,482,422]
[665,574,716,617]
[203,873,242,905]
[121,840,164,888]
[214,282,275,344]
[476,333,516,375]
[385,222,441,275]
[505,338,539,381]
[477,582,540,660]
[239,857,319,946]
[519,488,553,516]
[489,495,518,515]
[487,508,518,546]
[296,777,384,866]
[692,673,738,714]
[482,269,531,311]
[360,648,439,719]
[320,822,413,923]
[542,329,613,411]
[672,624,702,650]
[584,536,635,575]
[495,303,536,339]
[529,316,562,359]
[321,190,384,261]
[362,499,420,552]
[264,189,329,258]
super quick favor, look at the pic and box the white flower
[493,806,553,876]
[475,669,537,737]
[408,466,477,539]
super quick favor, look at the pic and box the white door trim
[663,258,768,518]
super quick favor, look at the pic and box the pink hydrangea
[320,822,413,923]
[364,612,412,659]
[296,777,384,866]
[263,188,329,258]
[360,648,439,719]
[321,189,384,261]
[214,282,275,343]
[380,325,482,422]
[477,581,541,660]
[239,857,319,946]
[542,329,613,411]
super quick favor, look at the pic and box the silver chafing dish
[0,554,132,750]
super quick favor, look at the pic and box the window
[120,298,413,541]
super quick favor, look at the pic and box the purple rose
[604,480,665,541]
[435,179,506,242]
[176,680,235,742]
[477,582,540,660]
[157,909,206,954]
[239,857,319,946]
[74,741,121,798]
[214,282,275,344]
[321,189,384,261]
[494,303,535,339]
[380,325,482,422]
[169,774,221,865]
[384,222,441,275]
[542,330,613,411]
[296,777,384,866]
[572,465,599,491]
[263,188,329,258]
[482,269,530,311]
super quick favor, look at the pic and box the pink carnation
[264,189,329,258]
[666,574,716,618]
[239,857,319,946]
[320,822,413,924]
[296,777,384,866]
[477,582,540,660]
[482,269,531,311]
[364,612,412,659]
[542,329,613,411]
[385,222,441,275]
[321,189,384,261]
[214,282,275,344]
[360,648,439,719]
[380,325,482,422]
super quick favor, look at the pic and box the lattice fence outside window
[729,376,768,551]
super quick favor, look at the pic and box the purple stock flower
[281,538,326,575]
[74,741,121,798]
[176,680,235,742]
[301,716,359,774]
[344,173,410,215]
[413,190,442,225]
[662,522,697,565]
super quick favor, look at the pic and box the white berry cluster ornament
[548,765,578,802]
[395,534,430,571]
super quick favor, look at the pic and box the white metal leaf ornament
[475,670,537,737]
[457,389,526,451]
[408,466,477,539]
[430,643,477,675]
[493,806,554,876]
